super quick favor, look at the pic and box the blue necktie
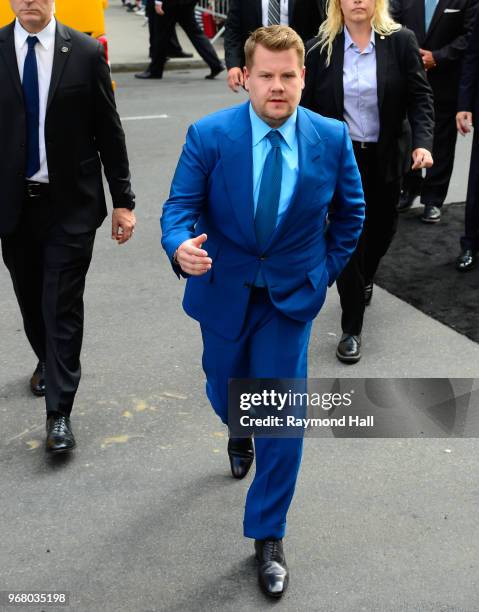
[425,0,438,30]
[23,36,40,178]
[255,130,283,252]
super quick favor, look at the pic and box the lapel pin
[61,46,69,53]
[380,35,385,40]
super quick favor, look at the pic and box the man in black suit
[456,10,479,270]
[391,0,479,223]
[0,0,136,452]
[135,0,224,79]
[225,0,326,91]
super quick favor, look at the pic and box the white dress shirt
[262,0,289,26]
[14,17,56,183]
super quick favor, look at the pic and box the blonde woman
[302,0,434,363]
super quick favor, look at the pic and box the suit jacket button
[260,256,267,261]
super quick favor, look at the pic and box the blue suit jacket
[161,102,365,340]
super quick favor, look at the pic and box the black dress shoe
[336,333,361,364]
[168,50,194,58]
[46,414,76,453]
[456,249,477,272]
[255,539,289,598]
[397,190,418,212]
[134,70,163,79]
[205,64,225,80]
[227,435,254,479]
[364,282,373,306]
[30,361,46,397]
[421,204,441,223]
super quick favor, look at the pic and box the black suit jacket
[457,10,479,121]
[224,0,326,69]
[390,0,479,100]
[0,21,135,238]
[301,28,434,182]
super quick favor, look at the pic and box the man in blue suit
[161,25,365,598]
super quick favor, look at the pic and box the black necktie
[23,36,40,178]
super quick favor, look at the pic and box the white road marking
[121,114,169,121]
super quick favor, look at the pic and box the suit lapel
[375,32,389,113]
[331,34,344,116]
[0,22,23,104]
[46,22,71,113]
[425,0,449,42]
[219,103,257,252]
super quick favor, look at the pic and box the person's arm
[431,0,478,66]
[457,11,479,134]
[161,124,211,278]
[301,39,321,111]
[403,30,435,156]
[92,42,136,243]
[224,0,244,71]
[325,122,365,285]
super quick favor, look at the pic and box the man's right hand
[175,234,212,275]
[227,67,244,92]
[457,111,474,136]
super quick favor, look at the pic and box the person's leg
[176,2,223,72]
[41,227,95,417]
[462,135,479,252]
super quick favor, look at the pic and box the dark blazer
[390,0,479,99]
[0,21,135,238]
[301,28,434,182]
[224,0,326,69]
[457,10,479,120]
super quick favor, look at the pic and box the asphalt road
[1,72,479,612]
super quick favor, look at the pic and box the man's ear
[243,66,249,90]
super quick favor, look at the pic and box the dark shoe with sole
[30,361,46,397]
[168,51,193,58]
[227,435,254,479]
[336,333,361,364]
[364,282,373,306]
[397,190,418,212]
[421,204,441,223]
[456,249,476,272]
[255,539,289,598]
[205,64,225,80]
[134,70,163,79]
[46,414,76,453]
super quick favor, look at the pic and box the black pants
[403,97,458,207]
[336,144,401,335]
[148,1,222,77]
[1,192,95,416]
[146,1,184,58]
[462,133,479,251]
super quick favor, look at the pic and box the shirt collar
[249,103,297,151]
[15,17,56,51]
[344,26,375,52]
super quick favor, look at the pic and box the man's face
[9,0,55,32]
[244,45,305,128]
[340,0,375,25]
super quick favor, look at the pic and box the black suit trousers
[403,95,458,207]
[336,145,401,335]
[462,133,479,250]
[149,2,222,76]
[1,193,95,416]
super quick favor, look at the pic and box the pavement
[1,26,479,612]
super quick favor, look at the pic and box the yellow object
[0,0,108,39]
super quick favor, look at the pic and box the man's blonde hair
[316,0,400,66]
[244,25,305,69]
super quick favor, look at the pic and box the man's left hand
[419,49,436,71]
[411,148,433,170]
[112,208,136,244]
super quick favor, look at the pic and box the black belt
[25,181,50,198]
[352,141,377,151]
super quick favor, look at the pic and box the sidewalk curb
[111,59,210,73]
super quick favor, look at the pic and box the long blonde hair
[316,0,401,65]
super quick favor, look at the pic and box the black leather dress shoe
[364,282,373,306]
[168,50,193,59]
[397,190,418,212]
[336,333,361,363]
[227,436,254,479]
[46,414,76,453]
[205,64,225,80]
[421,204,441,223]
[255,539,289,598]
[456,248,477,272]
[134,70,163,79]
[30,361,46,397]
